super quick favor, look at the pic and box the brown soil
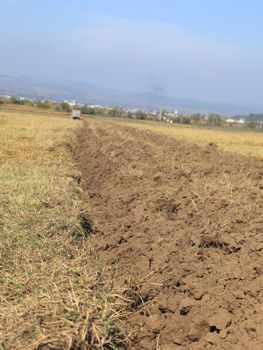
[75,120,263,350]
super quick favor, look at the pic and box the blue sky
[1,0,263,105]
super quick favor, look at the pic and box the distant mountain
[0,74,261,116]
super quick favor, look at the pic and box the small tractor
[71,109,81,120]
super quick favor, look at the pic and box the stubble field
[0,111,136,349]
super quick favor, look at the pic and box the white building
[226,118,245,124]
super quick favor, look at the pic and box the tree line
[1,96,262,129]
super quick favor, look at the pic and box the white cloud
[63,16,243,102]
[70,16,234,60]
[1,13,263,105]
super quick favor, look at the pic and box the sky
[1,0,263,106]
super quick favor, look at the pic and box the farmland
[128,121,263,159]
[1,109,263,349]
[92,116,263,159]
[76,119,263,349]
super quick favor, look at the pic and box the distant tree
[23,99,34,106]
[9,97,33,106]
[175,114,191,124]
[135,111,146,120]
[107,108,123,118]
[37,100,52,109]
[247,121,257,129]
[172,116,180,124]
[249,113,263,121]
[207,113,223,126]
[81,105,96,115]
[181,116,191,124]
[191,113,204,123]
[10,97,20,104]
[59,102,71,112]
[233,114,246,120]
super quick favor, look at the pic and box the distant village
[1,94,263,130]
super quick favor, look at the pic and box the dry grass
[0,103,68,118]
[111,120,263,159]
[0,111,139,349]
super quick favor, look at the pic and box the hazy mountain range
[0,74,260,116]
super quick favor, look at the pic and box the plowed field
[76,120,263,350]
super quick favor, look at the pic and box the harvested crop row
[76,119,263,350]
